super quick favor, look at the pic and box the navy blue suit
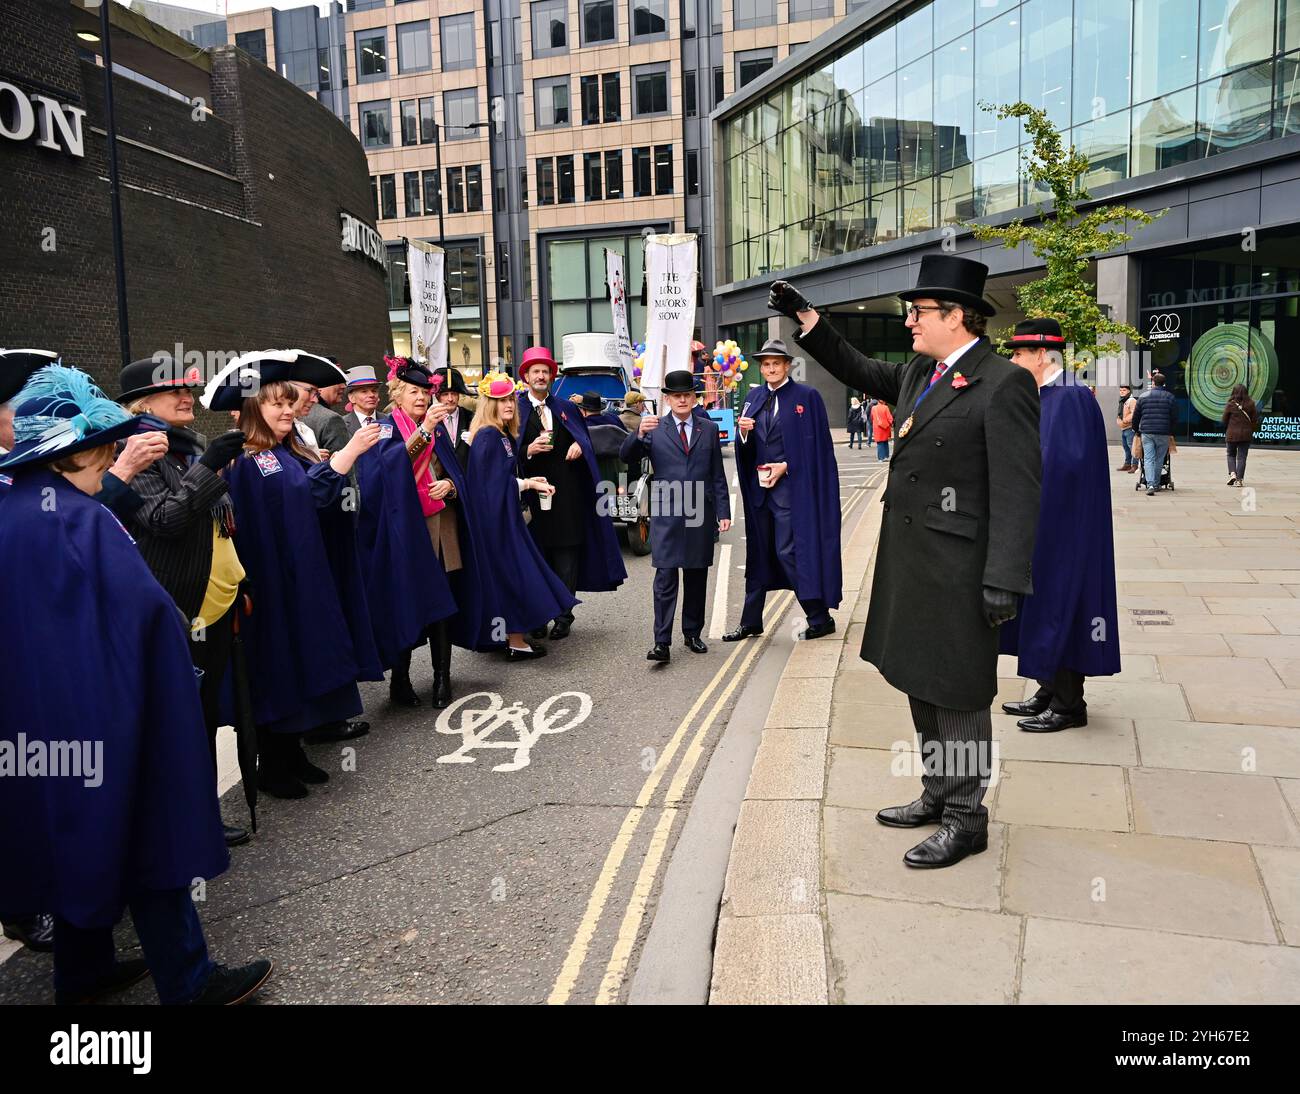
[621,413,730,644]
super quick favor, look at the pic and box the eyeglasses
[905,304,946,320]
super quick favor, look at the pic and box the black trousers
[1033,669,1086,715]
[909,697,993,834]
[653,567,707,644]
[541,544,580,622]
[739,503,830,629]
[189,603,235,775]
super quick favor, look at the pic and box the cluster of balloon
[631,341,647,382]
[709,339,749,391]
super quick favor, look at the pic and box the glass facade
[546,234,649,348]
[723,0,1300,282]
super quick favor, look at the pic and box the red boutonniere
[796,404,805,415]
[950,372,969,389]
[560,411,568,421]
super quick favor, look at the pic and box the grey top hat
[345,365,381,387]
[755,338,794,361]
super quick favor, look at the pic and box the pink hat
[519,345,557,380]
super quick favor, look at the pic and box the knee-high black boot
[389,646,421,707]
[430,621,453,709]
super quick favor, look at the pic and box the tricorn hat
[899,254,996,317]
[117,353,206,404]
[1,348,60,406]
[433,366,471,396]
[200,350,347,412]
[1004,317,1065,350]
[519,345,558,381]
[755,338,794,362]
[661,370,696,394]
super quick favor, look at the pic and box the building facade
[712,0,1300,445]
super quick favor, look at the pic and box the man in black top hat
[769,255,1041,869]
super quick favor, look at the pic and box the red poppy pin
[560,411,568,421]
[950,372,969,389]
[796,404,805,415]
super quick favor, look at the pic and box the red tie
[928,361,949,387]
[679,421,690,454]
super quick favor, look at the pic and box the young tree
[964,101,1164,365]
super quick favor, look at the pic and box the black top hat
[433,366,471,396]
[1004,317,1066,350]
[899,255,996,317]
[201,350,347,412]
[117,353,207,405]
[0,348,60,406]
[579,390,606,412]
[661,370,696,394]
[755,338,794,361]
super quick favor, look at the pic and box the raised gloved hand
[768,280,814,321]
[199,430,246,471]
[982,586,1019,628]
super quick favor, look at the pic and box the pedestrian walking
[1132,371,1177,496]
[870,397,894,461]
[770,256,1041,869]
[846,396,865,448]
[1222,383,1260,486]
[1116,383,1137,472]
[620,369,731,663]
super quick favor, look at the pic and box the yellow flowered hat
[477,371,518,399]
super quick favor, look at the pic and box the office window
[581,76,600,124]
[584,152,603,200]
[654,144,673,194]
[631,0,669,38]
[356,31,387,80]
[532,0,568,57]
[359,100,392,149]
[684,70,697,117]
[379,173,397,219]
[235,29,267,65]
[466,165,483,211]
[583,0,616,43]
[494,167,508,211]
[535,77,571,128]
[537,158,556,204]
[558,155,575,203]
[632,146,651,196]
[397,20,431,73]
[682,0,696,38]
[400,99,419,145]
[447,167,466,214]
[444,89,479,138]
[686,149,699,195]
[440,13,475,71]
[602,72,622,121]
[497,242,511,300]
[423,169,441,216]
[419,97,436,143]
[404,171,422,216]
[713,66,724,109]
[789,0,832,19]
[605,149,624,197]
[369,176,378,218]
[736,50,774,89]
[633,64,670,115]
[733,0,775,29]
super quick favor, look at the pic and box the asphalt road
[0,439,886,1005]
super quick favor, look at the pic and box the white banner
[407,239,447,370]
[606,249,635,382]
[640,234,698,402]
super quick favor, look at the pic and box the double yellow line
[547,481,874,1005]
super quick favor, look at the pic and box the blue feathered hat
[0,364,166,471]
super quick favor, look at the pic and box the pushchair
[1134,446,1174,492]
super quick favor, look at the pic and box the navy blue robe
[353,418,456,668]
[735,382,843,609]
[1000,379,1121,679]
[222,445,365,732]
[432,419,488,650]
[517,394,627,592]
[0,469,227,928]
[466,426,579,641]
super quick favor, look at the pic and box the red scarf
[392,407,445,518]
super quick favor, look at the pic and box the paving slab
[1129,767,1300,846]
[825,745,922,811]
[764,677,835,729]
[1136,719,1300,779]
[1206,596,1300,616]
[1252,844,1300,946]
[1269,659,1300,687]
[782,638,845,679]
[746,726,829,801]
[1156,655,1285,689]
[1227,634,1300,659]
[827,894,1021,1004]
[991,715,1139,767]
[1069,680,1192,720]
[1116,632,1233,656]
[710,915,827,1005]
[991,760,1129,832]
[830,704,923,750]
[1182,685,1300,728]
[720,800,821,918]
[833,672,911,708]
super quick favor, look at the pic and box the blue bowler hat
[0,364,167,471]
[201,349,347,412]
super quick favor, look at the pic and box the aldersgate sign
[340,211,385,267]
[0,81,85,158]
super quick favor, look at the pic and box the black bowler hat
[0,348,59,405]
[579,390,605,412]
[201,350,347,412]
[661,369,696,394]
[899,254,996,317]
[1004,317,1066,349]
[434,366,471,396]
[117,353,207,404]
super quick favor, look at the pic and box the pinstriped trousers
[909,698,993,834]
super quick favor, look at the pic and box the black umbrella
[227,588,259,832]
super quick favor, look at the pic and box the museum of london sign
[0,81,86,158]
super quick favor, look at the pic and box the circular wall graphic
[1186,323,1278,421]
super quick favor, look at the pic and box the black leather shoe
[506,644,547,661]
[647,643,671,662]
[305,720,369,743]
[256,772,308,800]
[1018,709,1087,733]
[289,754,329,784]
[684,636,707,653]
[875,797,943,828]
[528,627,549,641]
[185,959,274,1006]
[800,619,836,640]
[432,673,452,709]
[2,912,54,952]
[549,619,572,640]
[55,958,151,1005]
[388,676,421,707]
[903,824,988,869]
[722,624,763,642]
[1001,695,1049,717]
[223,825,251,848]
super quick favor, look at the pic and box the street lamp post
[99,0,131,370]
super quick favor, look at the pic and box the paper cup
[758,464,773,487]
[539,491,553,511]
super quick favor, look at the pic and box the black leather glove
[199,430,246,471]
[768,280,814,321]
[982,586,1019,628]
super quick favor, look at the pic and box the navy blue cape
[0,470,227,928]
[1000,380,1121,678]
[735,382,844,608]
[353,419,456,667]
[432,418,489,650]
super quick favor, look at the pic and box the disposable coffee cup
[758,463,773,487]
[539,491,553,511]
